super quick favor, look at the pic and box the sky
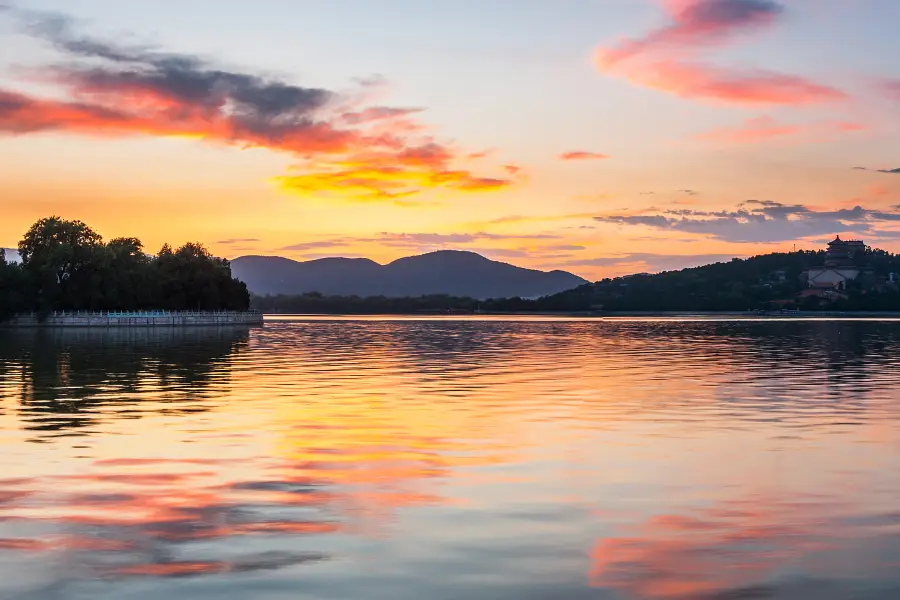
[1,0,899,279]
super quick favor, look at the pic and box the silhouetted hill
[525,248,900,312]
[232,250,588,299]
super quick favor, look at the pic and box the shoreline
[2,310,264,328]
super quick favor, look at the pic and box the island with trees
[1,217,255,326]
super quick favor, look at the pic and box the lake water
[2,316,900,599]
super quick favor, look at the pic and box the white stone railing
[3,310,264,328]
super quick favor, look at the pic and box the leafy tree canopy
[2,216,250,320]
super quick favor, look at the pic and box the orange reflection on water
[3,319,900,597]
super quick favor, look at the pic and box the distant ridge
[231,250,588,299]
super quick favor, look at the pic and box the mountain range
[231,250,588,299]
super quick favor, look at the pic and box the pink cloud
[594,0,845,105]
[597,58,846,105]
[560,151,611,161]
[600,0,782,67]
[696,116,865,143]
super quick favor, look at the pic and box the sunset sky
[2,0,899,279]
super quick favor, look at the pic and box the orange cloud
[276,165,511,201]
[276,143,512,201]
[0,10,513,203]
[696,115,865,144]
[560,151,610,160]
[594,0,845,105]
[0,89,360,152]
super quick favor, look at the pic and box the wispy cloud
[696,116,864,144]
[881,78,900,102]
[279,240,349,252]
[0,7,512,203]
[280,231,563,253]
[275,231,585,263]
[217,238,260,245]
[560,151,610,161]
[854,167,900,174]
[341,106,423,125]
[564,252,737,272]
[595,200,900,243]
[464,212,597,229]
[594,0,845,105]
[376,232,559,245]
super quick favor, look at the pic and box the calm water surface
[1,317,900,599]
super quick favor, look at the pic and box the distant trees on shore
[1,217,249,320]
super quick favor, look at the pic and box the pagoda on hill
[824,236,867,268]
[805,236,869,293]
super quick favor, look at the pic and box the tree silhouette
[2,217,250,319]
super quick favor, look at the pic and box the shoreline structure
[2,310,263,328]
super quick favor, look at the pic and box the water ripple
[1,318,900,598]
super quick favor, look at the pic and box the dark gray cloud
[681,0,783,28]
[1,6,335,140]
[595,201,900,243]
[30,9,334,136]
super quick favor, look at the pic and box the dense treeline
[1,217,250,321]
[251,249,900,314]
[519,250,900,313]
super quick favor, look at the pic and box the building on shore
[802,236,869,299]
